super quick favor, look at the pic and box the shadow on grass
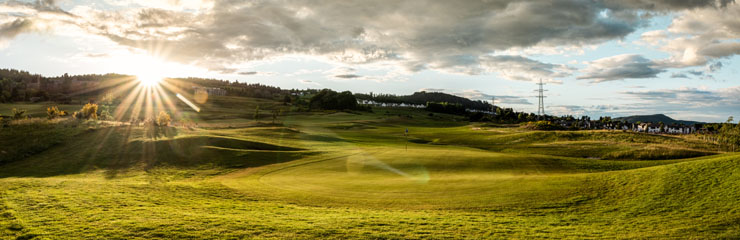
[0,126,314,178]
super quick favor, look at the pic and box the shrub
[11,108,26,120]
[47,106,61,119]
[72,111,83,119]
[99,108,113,121]
[156,111,171,126]
[74,103,98,120]
[521,121,565,131]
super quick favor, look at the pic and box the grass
[0,100,738,239]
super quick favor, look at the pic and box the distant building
[193,87,227,96]
[357,100,425,108]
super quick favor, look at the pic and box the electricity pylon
[536,78,547,120]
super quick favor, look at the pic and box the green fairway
[0,101,738,239]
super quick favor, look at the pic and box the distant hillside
[614,114,703,125]
[354,91,492,111]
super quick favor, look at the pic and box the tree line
[0,69,129,103]
[355,91,493,111]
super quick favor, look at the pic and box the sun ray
[114,83,144,121]
[154,83,179,117]
[129,84,148,122]
[67,76,136,97]
[144,85,155,122]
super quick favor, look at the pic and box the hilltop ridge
[614,114,704,125]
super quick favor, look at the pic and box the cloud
[334,74,362,79]
[708,61,723,72]
[492,95,534,105]
[299,79,320,85]
[4,0,729,75]
[619,86,740,121]
[622,87,725,103]
[640,3,740,68]
[419,88,446,92]
[0,18,33,41]
[479,55,572,82]
[236,71,276,76]
[670,72,689,78]
[422,55,572,82]
[0,0,75,45]
[578,54,664,82]
[603,0,734,11]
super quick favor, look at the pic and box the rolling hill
[0,98,736,239]
[614,114,704,125]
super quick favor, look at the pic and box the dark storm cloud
[578,54,664,82]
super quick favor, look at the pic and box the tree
[728,116,734,124]
[156,111,171,126]
[253,106,260,120]
[309,89,360,111]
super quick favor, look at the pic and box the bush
[11,108,26,120]
[47,106,62,119]
[521,121,565,131]
[157,111,171,126]
[99,109,113,121]
[73,111,83,119]
[74,103,98,120]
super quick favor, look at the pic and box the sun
[137,71,163,87]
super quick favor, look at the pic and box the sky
[0,0,739,122]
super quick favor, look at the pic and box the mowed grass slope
[0,101,738,239]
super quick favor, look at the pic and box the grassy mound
[0,126,311,178]
[221,145,703,210]
[581,153,740,238]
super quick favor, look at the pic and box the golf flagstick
[405,128,408,151]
